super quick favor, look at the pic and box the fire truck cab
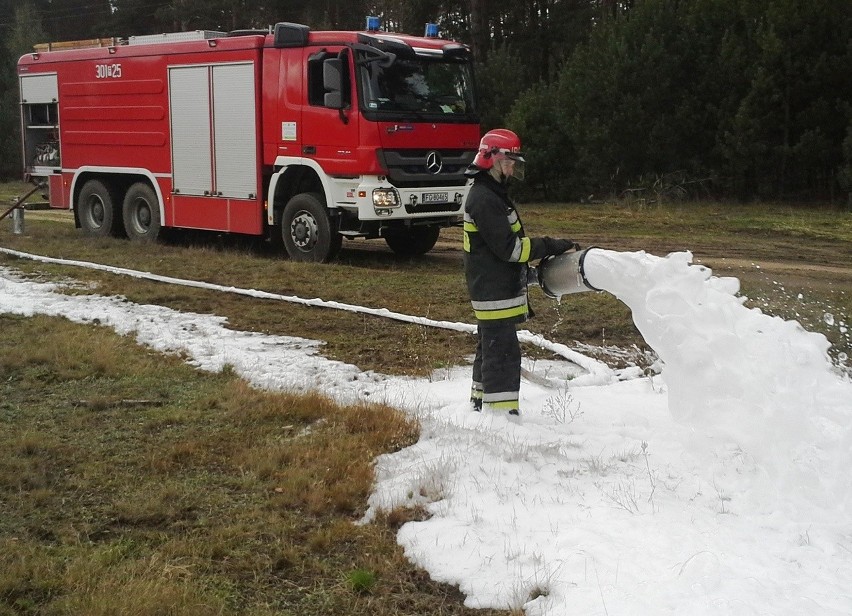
[17,21,480,261]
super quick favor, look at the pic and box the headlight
[372,189,400,208]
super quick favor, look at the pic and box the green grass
[0,181,33,203]
[0,206,643,372]
[347,569,378,595]
[1,186,850,368]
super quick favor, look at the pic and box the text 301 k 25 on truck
[18,19,480,261]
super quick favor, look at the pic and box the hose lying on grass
[0,246,618,386]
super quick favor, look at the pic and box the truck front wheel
[78,179,122,237]
[384,225,441,256]
[123,182,161,243]
[281,193,341,263]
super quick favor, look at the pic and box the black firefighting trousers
[470,322,522,412]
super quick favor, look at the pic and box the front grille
[377,149,474,188]
[404,201,462,214]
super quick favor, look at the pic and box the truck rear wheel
[123,182,161,243]
[384,225,441,256]
[281,192,341,263]
[78,179,122,237]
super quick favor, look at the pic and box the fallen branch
[72,399,165,410]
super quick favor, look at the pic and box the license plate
[421,192,448,204]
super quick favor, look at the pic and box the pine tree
[0,2,49,179]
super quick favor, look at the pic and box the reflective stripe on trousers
[471,322,521,412]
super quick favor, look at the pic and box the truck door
[299,47,360,176]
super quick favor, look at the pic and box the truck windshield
[357,53,477,121]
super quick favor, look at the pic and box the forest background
[0,0,850,204]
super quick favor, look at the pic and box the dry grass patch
[0,314,502,616]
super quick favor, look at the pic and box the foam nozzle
[538,247,603,299]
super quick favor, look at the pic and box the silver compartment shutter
[169,66,212,196]
[20,73,58,103]
[212,63,257,198]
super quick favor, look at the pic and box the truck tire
[123,182,161,243]
[384,225,441,256]
[281,192,342,262]
[78,179,122,237]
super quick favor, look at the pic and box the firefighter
[463,128,579,417]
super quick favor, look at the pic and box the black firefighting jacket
[463,170,551,325]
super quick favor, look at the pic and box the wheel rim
[130,197,152,234]
[86,195,105,228]
[289,210,319,252]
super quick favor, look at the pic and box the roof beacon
[424,23,439,38]
[366,16,381,32]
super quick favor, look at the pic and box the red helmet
[473,128,525,169]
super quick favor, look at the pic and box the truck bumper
[333,177,468,221]
[269,160,471,226]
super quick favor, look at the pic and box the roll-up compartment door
[212,63,257,199]
[169,65,212,196]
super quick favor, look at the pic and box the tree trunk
[469,0,489,63]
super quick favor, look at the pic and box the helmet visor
[505,151,526,181]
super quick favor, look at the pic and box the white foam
[582,249,852,514]
[4,261,852,613]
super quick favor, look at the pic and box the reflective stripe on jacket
[462,171,548,325]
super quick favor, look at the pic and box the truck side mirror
[323,58,344,110]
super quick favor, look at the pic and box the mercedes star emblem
[425,150,443,175]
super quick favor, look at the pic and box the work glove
[543,237,580,256]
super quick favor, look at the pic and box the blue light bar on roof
[424,23,439,38]
[366,16,381,31]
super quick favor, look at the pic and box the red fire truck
[17,20,480,261]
